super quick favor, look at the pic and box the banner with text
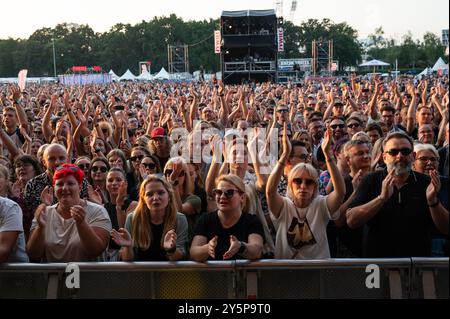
[277,28,284,52]
[214,30,221,54]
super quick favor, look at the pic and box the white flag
[18,69,28,91]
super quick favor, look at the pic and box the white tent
[418,67,432,77]
[154,67,170,80]
[109,69,120,82]
[432,57,448,72]
[119,69,136,81]
[136,70,153,81]
[359,59,390,67]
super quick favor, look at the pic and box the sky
[1,0,448,41]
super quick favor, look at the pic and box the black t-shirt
[193,211,265,260]
[104,199,132,250]
[136,223,167,261]
[348,169,433,258]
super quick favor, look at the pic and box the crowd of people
[0,73,448,263]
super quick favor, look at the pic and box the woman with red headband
[27,164,112,262]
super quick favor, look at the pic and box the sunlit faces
[367,129,381,145]
[418,125,435,144]
[108,155,124,169]
[214,180,245,212]
[383,138,414,176]
[76,159,91,176]
[141,156,157,175]
[288,145,310,167]
[15,162,36,182]
[94,139,106,154]
[91,161,108,181]
[106,170,127,196]
[290,170,317,204]
[329,119,346,140]
[2,110,17,129]
[417,107,433,125]
[130,150,146,170]
[44,145,68,174]
[229,143,248,172]
[54,174,82,206]
[144,181,169,211]
[347,144,371,171]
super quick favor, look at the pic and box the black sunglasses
[213,188,242,199]
[142,162,156,169]
[130,155,145,162]
[292,178,316,186]
[92,166,108,173]
[77,164,90,170]
[347,123,360,128]
[385,148,413,157]
[330,124,345,130]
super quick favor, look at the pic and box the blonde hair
[164,156,193,195]
[0,165,11,196]
[216,174,248,213]
[131,175,177,250]
[287,163,319,200]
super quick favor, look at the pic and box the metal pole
[52,38,57,77]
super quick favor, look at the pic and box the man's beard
[386,161,412,176]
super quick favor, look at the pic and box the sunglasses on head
[385,148,413,157]
[130,155,145,162]
[92,166,108,173]
[142,162,156,169]
[213,188,242,199]
[330,124,345,129]
[292,177,316,186]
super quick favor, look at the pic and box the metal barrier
[0,259,447,299]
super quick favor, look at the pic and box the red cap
[151,127,166,138]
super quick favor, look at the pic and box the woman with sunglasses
[27,164,111,262]
[266,124,345,259]
[164,157,202,238]
[89,157,110,204]
[140,155,162,179]
[129,146,151,185]
[75,156,91,177]
[111,176,188,261]
[104,168,138,261]
[190,174,264,261]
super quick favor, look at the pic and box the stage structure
[168,45,189,74]
[220,10,279,84]
[311,40,334,76]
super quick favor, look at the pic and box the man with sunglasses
[347,132,448,257]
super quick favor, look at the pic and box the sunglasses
[385,148,413,157]
[347,123,360,129]
[91,166,108,173]
[130,155,145,162]
[292,178,316,186]
[277,109,289,113]
[142,162,156,169]
[164,169,186,177]
[330,124,345,130]
[213,188,242,199]
[77,164,90,170]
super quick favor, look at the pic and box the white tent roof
[154,67,170,80]
[418,67,432,77]
[359,59,390,67]
[432,57,448,71]
[109,69,120,81]
[136,71,153,81]
[119,69,136,81]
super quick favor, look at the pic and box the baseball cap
[151,127,166,139]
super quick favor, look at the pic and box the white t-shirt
[0,197,29,262]
[30,201,112,262]
[271,195,339,259]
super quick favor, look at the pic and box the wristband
[428,200,440,208]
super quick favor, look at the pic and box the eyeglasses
[277,109,289,113]
[77,164,90,170]
[142,162,156,169]
[330,124,345,130]
[91,166,108,173]
[213,188,242,199]
[347,123,360,129]
[164,169,186,177]
[130,155,145,162]
[385,148,413,157]
[417,156,438,163]
[292,178,316,186]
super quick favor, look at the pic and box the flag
[18,69,28,91]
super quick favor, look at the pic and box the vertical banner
[18,69,28,91]
[277,28,284,52]
[214,30,221,54]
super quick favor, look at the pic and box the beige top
[31,201,112,262]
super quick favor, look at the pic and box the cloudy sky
[1,0,448,40]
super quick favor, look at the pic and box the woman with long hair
[111,175,188,261]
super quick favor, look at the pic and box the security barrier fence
[0,258,447,299]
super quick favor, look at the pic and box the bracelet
[428,200,440,208]
[377,195,386,203]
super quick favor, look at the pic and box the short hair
[365,122,383,137]
[53,163,84,187]
[14,155,43,176]
[383,131,414,150]
[343,140,369,157]
[380,105,396,114]
[330,115,346,123]
[413,142,439,159]
[287,163,319,199]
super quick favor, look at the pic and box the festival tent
[359,59,390,73]
[153,67,170,80]
[109,69,120,82]
[119,69,136,81]
[432,57,448,72]
[418,67,432,77]
[136,70,154,81]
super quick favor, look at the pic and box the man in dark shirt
[347,132,448,257]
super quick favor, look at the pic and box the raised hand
[380,169,395,201]
[111,228,133,247]
[280,122,292,163]
[321,127,333,158]
[223,235,240,260]
[35,203,48,228]
[40,186,54,206]
[116,181,128,207]
[207,235,218,259]
[163,229,177,252]
[426,170,441,204]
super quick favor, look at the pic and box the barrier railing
[0,259,447,299]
